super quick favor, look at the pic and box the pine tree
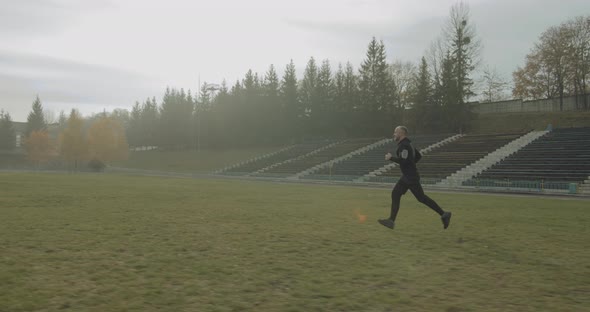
[26,95,47,136]
[317,59,334,113]
[242,69,265,144]
[57,110,68,131]
[128,101,142,148]
[438,53,462,132]
[142,97,159,148]
[159,87,175,148]
[281,60,301,140]
[264,64,280,98]
[358,37,392,112]
[158,87,193,149]
[343,62,359,112]
[262,65,283,143]
[0,111,16,150]
[446,5,477,104]
[333,63,346,112]
[300,57,319,116]
[411,57,440,132]
[444,2,480,130]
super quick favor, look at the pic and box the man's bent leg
[409,182,444,215]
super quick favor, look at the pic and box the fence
[471,94,590,114]
[296,174,578,194]
[461,178,575,193]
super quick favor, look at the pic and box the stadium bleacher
[305,134,454,181]
[221,139,337,175]
[371,132,525,183]
[253,138,381,177]
[217,127,590,194]
[465,127,590,185]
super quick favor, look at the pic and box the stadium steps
[291,138,391,179]
[579,177,590,195]
[437,130,549,188]
[251,140,344,176]
[353,133,463,183]
[212,145,296,174]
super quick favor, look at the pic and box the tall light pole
[196,82,220,152]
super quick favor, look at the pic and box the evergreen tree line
[126,3,484,149]
[126,51,402,150]
[1,4,587,151]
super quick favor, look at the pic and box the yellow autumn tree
[59,109,88,171]
[87,115,129,164]
[24,130,54,168]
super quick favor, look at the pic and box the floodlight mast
[196,82,220,152]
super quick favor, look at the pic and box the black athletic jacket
[388,137,421,181]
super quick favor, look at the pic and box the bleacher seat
[465,127,590,185]
[222,139,336,175]
[307,134,453,180]
[254,138,381,177]
[372,132,525,183]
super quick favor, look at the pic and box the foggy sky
[1,0,588,122]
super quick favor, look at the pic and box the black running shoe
[441,212,452,229]
[378,218,395,229]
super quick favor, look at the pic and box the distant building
[12,122,26,149]
[11,122,60,150]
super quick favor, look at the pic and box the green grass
[111,147,283,173]
[1,173,589,312]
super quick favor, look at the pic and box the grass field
[1,173,588,312]
[112,147,283,173]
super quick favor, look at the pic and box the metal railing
[463,178,576,193]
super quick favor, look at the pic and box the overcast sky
[1,0,588,122]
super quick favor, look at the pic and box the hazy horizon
[1,0,589,122]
